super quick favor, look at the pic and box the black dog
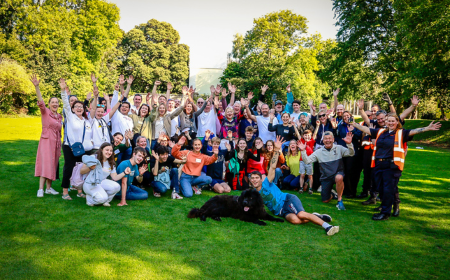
[187,189,284,226]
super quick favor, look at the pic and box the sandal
[153,190,161,198]
[62,194,72,200]
[77,193,86,198]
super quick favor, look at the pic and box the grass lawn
[1,117,449,279]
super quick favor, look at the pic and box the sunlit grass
[0,117,449,279]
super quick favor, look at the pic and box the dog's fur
[187,189,284,226]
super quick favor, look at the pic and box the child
[202,135,233,193]
[299,130,315,194]
[244,126,255,150]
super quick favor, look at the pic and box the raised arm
[267,136,285,183]
[312,120,320,140]
[341,132,355,157]
[333,88,339,112]
[285,84,293,114]
[400,95,420,121]
[30,74,43,102]
[108,91,122,119]
[123,75,134,99]
[351,121,371,135]
[409,121,441,136]
[356,99,371,126]
[244,102,257,122]
[308,100,316,117]
[381,93,396,114]
[59,78,71,112]
[298,141,318,165]
[166,82,173,110]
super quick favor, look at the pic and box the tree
[221,10,330,106]
[118,19,190,93]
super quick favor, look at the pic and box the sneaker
[37,189,44,197]
[103,202,111,207]
[192,186,202,195]
[45,188,59,195]
[87,202,94,207]
[298,189,303,194]
[317,185,322,192]
[69,186,77,191]
[336,200,346,210]
[325,225,340,236]
[308,189,313,195]
[171,192,183,200]
[312,212,332,223]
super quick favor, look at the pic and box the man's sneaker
[317,185,322,192]
[331,189,338,199]
[336,200,346,210]
[103,202,111,207]
[312,212,332,223]
[45,188,59,195]
[192,186,202,195]
[326,225,339,236]
[37,189,44,197]
[298,189,303,194]
[308,189,313,195]
[171,192,183,200]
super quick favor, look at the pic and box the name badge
[138,121,143,124]
[284,130,289,133]
[195,158,201,163]
[114,149,120,155]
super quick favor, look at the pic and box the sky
[110,0,338,69]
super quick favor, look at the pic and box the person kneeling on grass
[202,134,233,194]
[150,145,186,199]
[114,147,149,206]
[250,136,339,236]
[299,131,354,211]
[171,136,218,197]
[80,143,128,207]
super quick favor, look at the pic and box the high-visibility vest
[360,121,374,150]
[371,128,406,171]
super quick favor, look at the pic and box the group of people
[33,73,442,235]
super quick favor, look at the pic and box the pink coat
[35,100,62,180]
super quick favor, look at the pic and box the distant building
[189,68,224,95]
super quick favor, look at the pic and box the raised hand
[215,84,222,95]
[91,73,98,84]
[124,167,131,175]
[427,121,442,131]
[139,164,148,175]
[256,141,264,149]
[103,92,110,101]
[210,85,216,95]
[343,132,353,144]
[167,82,173,91]
[86,92,92,101]
[286,84,291,92]
[227,130,233,139]
[333,88,340,97]
[269,109,275,120]
[411,95,420,106]
[348,124,354,131]
[30,74,40,87]
[228,83,237,94]
[326,109,334,116]
[114,83,120,91]
[261,85,269,95]
[168,140,175,148]
[330,118,337,125]
[225,142,231,151]
[126,75,134,84]
[58,78,67,90]
[93,88,99,97]
[357,99,365,110]
[382,92,392,104]
[181,86,189,95]
[177,135,186,146]
[222,88,228,98]
[119,75,125,85]
[152,152,159,160]
[316,120,320,126]
[297,140,306,151]
[180,155,187,163]
[247,91,254,100]
[189,86,195,95]
[125,130,133,140]
[274,135,285,151]
[205,129,211,139]
[240,98,247,107]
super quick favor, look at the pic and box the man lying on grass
[250,136,340,236]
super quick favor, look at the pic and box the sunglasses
[97,104,105,108]
[197,102,204,105]
[318,114,326,118]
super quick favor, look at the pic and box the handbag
[67,121,86,157]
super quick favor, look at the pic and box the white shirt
[89,113,111,149]
[256,115,278,143]
[154,117,166,139]
[61,90,93,151]
[110,90,134,143]
[101,160,116,181]
[167,108,179,137]
[196,110,217,137]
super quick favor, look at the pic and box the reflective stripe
[393,147,405,153]
[393,157,405,163]
[362,141,372,146]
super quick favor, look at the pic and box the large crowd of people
[32,73,442,233]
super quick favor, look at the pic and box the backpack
[228,150,240,175]
[70,162,85,190]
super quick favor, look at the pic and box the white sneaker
[103,202,111,207]
[86,202,94,207]
[45,188,59,195]
[171,192,183,200]
[317,185,322,192]
[37,189,44,197]
[192,186,202,195]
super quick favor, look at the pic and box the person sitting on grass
[115,147,149,206]
[202,133,233,194]
[299,131,355,211]
[250,136,339,236]
[150,145,185,199]
[171,136,218,197]
[80,143,127,207]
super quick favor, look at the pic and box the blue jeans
[283,174,301,190]
[180,172,212,198]
[274,168,283,186]
[114,184,148,200]
[151,168,179,194]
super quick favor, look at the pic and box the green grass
[1,117,450,279]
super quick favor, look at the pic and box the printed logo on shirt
[130,171,135,177]
[284,129,289,133]
[195,158,202,163]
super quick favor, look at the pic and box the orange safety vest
[371,128,406,171]
[360,121,374,150]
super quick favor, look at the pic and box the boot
[392,203,400,217]
[373,206,382,212]
[356,191,369,199]
[362,196,377,205]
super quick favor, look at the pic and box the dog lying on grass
[187,189,284,226]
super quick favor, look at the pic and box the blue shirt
[116,160,139,188]
[337,122,362,154]
[258,177,287,215]
[369,128,411,159]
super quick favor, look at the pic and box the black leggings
[61,145,82,190]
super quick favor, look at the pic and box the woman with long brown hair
[262,140,285,185]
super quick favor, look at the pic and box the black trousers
[373,161,402,214]
[312,162,321,191]
[362,148,374,194]
[61,145,83,190]
[343,156,356,196]
[352,151,364,194]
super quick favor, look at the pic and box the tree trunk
[439,100,448,120]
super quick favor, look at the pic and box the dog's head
[238,189,264,212]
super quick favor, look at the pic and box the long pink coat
[35,100,62,180]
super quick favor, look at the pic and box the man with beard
[251,136,339,235]
[245,102,278,144]
[115,147,149,206]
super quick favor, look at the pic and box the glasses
[97,104,105,108]
[197,102,204,105]
[318,114,326,118]
[73,106,84,109]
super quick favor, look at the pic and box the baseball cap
[275,100,283,105]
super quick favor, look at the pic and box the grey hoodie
[82,155,102,186]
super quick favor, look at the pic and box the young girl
[80,143,130,206]
[262,140,285,186]
[282,140,302,190]
[246,137,265,175]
